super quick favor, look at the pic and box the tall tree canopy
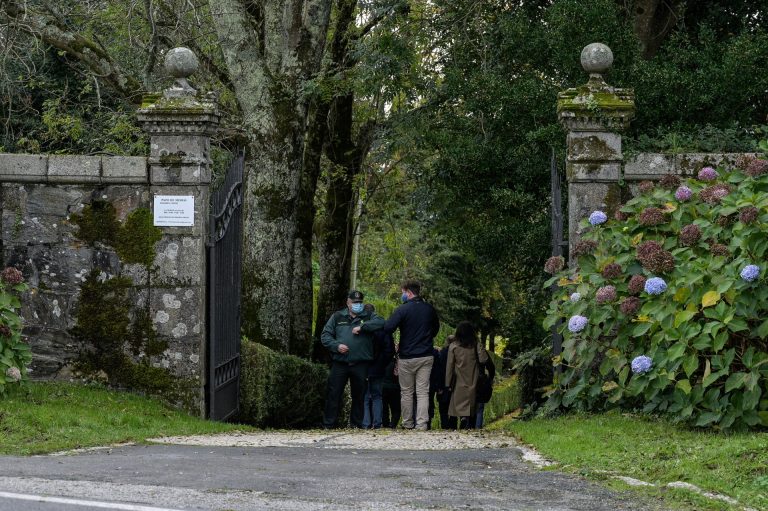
[3,0,768,358]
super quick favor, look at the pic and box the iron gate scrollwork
[207,150,244,421]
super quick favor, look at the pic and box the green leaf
[703,369,727,388]
[727,318,748,332]
[674,310,696,328]
[724,372,746,392]
[713,331,728,352]
[756,318,768,339]
[701,290,721,308]
[676,379,692,395]
[682,354,698,377]
[667,342,687,361]
[631,322,652,336]
[694,411,722,427]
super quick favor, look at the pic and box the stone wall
[558,43,756,257]
[0,155,151,377]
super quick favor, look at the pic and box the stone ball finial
[581,43,613,75]
[165,47,199,79]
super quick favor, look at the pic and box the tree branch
[1,1,145,103]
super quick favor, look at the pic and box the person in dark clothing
[475,351,496,428]
[381,357,401,428]
[445,321,489,430]
[438,335,457,430]
[321,290,385,429]
[383,279,440,430]
[363,304,395,429]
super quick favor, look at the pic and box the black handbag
[475,344,494,404]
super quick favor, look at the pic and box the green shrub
[0,267,30,396]
[512,344,553,407]
[483,376,521,423]
[239,340,330,428]
[543,161,768,431]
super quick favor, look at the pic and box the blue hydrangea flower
[569,292,581,303]
[589,211,608,226]
[631,355,653,374]
[644,277,667,295]
[568,315,588,333]
[740,264,760,282]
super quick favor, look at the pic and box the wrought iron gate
[207,150,244,421]
[550,149,566,366]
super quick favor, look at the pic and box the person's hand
[351,326,361,335]
[338,344,349,354]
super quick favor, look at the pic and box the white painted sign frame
[153,195,195,227]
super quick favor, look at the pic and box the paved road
[0,434,662,511]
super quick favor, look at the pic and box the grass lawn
[491,412,768,511]
[0,382,253,455]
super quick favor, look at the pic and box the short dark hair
[401,279,421,296]
[455,321,477,348]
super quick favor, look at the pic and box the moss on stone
[71,270,183,405]
[115,208,162,267]
[71,200,121,246]
[569,136,617,161]
[557,89,635,113]
[140,93,162,108]
[73,204,161,268]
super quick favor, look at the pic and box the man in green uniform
[321,290,385,428]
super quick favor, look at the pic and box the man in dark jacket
[321,290,385,428]
[383,279,440,430]
[362,304,395,429]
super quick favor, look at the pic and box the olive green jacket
[321,308,385,363]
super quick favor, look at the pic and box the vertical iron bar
[550,149,564,374]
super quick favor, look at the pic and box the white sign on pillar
[153,195,195,226]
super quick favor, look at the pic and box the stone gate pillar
[137,48,220,416]
[558,43,635,259]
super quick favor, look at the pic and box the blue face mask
[401,292,408,303]
[351,302,364,314]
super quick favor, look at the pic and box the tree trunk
[309,0,371,360]
[629,0,682,59]
[209,0,332,355]
[312,91,363,358]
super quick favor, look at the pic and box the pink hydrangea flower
[675,186,692,201]
[698,167,718,181]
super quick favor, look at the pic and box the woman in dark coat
[445,321,489,429]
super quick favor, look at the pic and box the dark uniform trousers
[323,360,370,428]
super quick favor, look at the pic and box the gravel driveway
[0,430,663,511]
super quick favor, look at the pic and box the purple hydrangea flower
[596,285,617,304]
[589,211,608,226]
[569,292,581,303]
[674,186,693,201]
[740,264,760,282]
[631,355,653,374]
[644,277,667,295]
[568,315,588,333]
[698,167,718,181]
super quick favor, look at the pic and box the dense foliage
[0,267,30,396]
[384,0,768,356]
[543,160,768,430]
[239,341,331,428]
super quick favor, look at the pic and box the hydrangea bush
[543,160,768,430]
[0,267,30,396]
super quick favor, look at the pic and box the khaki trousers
[398,355,434,430]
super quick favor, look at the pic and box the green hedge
[238,340,328,428]
[484,375,521,423]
